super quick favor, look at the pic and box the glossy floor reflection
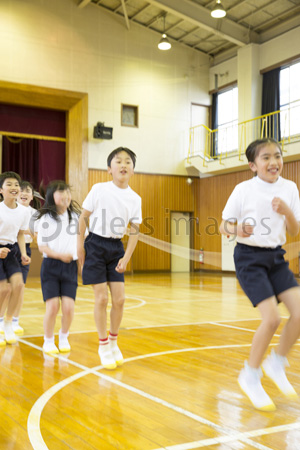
[1,272,300,450]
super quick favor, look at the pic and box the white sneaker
[238,362,276,411]
[262,350,298,399]
[98,345,117,369]
[110,343,124,366]
[0,321,4,335]
[4,322,17,344]
[43,340,59,355]
[59,331,71,353]
[12,322,24,335]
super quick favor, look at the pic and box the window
[280,62,300,138]
[216,86,238,154]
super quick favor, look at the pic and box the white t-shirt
[222,176,300,248]
[82,181,142,238]
[16,204,37,244]
[37,211,79,260]
[0,202,30,245]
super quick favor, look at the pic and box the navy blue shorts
[82,233,125,285]
[0,243,22,281]
[234,243,299,307]
[40,258,78,302]
[15,243,31,283]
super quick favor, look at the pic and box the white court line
[152,421,300,450]
[22,316,293,339]
[209,321,282,339]
[24,339,275,450]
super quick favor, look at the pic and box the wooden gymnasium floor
[1,272,300,450]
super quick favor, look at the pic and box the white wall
[209,26,300,125]
[209,57,237,92]
[0,0,210,175]
[259,27,300,71]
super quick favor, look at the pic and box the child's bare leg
[276,286,300,356]
[44,297,60,338]
[248,296,281,368]
[238,296,280,411]
[108,281,125,366]
[0,281,11,342]
[3,274,23,344]
[59,296,74,352]
[11,284,25,335]
[93,282,116,369]
[6,273,24,320]
[93,282,109,339]
[43,297,60,354]
[13,284,24,318]
[109,281,125,335]
[60,296,75,333]
[260,287,300,399]
[0,281,11,315]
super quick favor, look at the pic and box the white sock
[0,317,4,323]
[59,330,69,339]
[44,336,55,344]
[109,332,118,347]
[12,317,19,324]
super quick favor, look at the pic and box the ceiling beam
[130,4,151,20]
[120,0,130,30]
[146,0,259,46]
[78,0,92,9]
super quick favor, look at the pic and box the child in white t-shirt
[77,147,142,369]
[0,172,30,345]
[36,181,81,354]
[9,181,41,334]
[220,138,300,411]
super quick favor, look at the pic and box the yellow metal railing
[188,101,300,165]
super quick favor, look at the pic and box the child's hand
[60,253,74,263]
[115,257,128,273]
[0,247,10,259]
[272,197,289,215]
[237,223,254,237]
[21,255,31,265]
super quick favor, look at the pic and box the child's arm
[77,209,92,268]
[219,220,254,237]
[17,230,31,265]
[38,245,73,263]
[272,197,300,236]
[115,223,140,273]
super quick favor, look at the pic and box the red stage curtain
[2,137,65,189]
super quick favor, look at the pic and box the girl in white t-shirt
[220,138,300,412]
[36,181,81,355]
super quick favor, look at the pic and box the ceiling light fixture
[158,15,171,50]
[211,0,226,18]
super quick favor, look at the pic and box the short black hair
[246,138,282,163]
[0,171,21,189]
[107,147,136,168]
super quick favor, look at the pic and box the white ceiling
[78,0,300,63]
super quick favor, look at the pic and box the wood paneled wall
[196,160,300,275]
[89,160,300,275]
[88,170,197,272]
